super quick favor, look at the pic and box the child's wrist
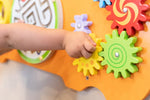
[62,30,70,50]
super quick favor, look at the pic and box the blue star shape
[93,0,111,8]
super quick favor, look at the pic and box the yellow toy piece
[0,0,11,24]
[73,33,103,76]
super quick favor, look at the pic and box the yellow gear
[73,33,103,76]
[0,0,11,24]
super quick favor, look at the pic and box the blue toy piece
[71,14,92,34]
[93,0,111,8]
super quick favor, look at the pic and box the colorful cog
[93,0,111,8]
[106,0,149,36]
[73,33,103,76]
[99,30,143,78]
[71,14,92,34]
[0,0,11,24]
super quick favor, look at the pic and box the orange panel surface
[0,0,150,100]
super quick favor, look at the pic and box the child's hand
[63,31,96,58]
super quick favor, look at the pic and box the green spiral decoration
[99,30,143,78]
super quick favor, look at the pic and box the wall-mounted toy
[99,30,143,78]
[0,0,11,24]
[11,0,63,64]
[71,14,92,34]
[73,33,103,76]
[1,0,150,99]
[93,0,111,8]
[106,0,149,36]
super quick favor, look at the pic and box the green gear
[99,30,143,78]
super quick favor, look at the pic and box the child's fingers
[84,39,96,53]
[87,35,96,46]
[75,52,83,58]
[81,48,92,59]
[69,49,82,58]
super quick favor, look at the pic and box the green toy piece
[99,30,143,78]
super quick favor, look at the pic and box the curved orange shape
[0,0,150,100]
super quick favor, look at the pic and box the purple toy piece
[71,14,93,34]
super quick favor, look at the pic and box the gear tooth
[130,56,143,64]
[132,57,143,64]
[89,33,95,40]
[114,71,121,78]
[99,51,104,57]
[83,22,89,26]
[93,0,99,2]
[97,46,102,52]
[71,23,75,27]
[122,70,131,78]
[128,64,138,73]
[120,31,128,40]
[107,15,113,20]
[100,42,106,48]
[105,0,111,5]
[83,69,89,76]
[99,0,106,8]
[127,37,137,45]
[141,4,149,11]
[111,22,118,29]
[83,29,92,34]
[77,66,83,72]
[112,30,119,38]
[135,22,144,30]
[126,27,135,36]
[97,56,103,62]
[89,67,97,75]
[81,14,88,21]
[106,67,113,73]
[105,34,112,41]
[118,27,124,35]
[94,62,101,70]
[83,21,93,26]
[140,14,148,21]
[73,59,79,65]
[131,47,142,53]
[94,0,112,8]
[138,47,142,51]
[101,60,107,66]
[74,15,80,21]
[98,39,102,45]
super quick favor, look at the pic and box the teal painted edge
[10,0,59,64]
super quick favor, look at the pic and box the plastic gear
[106,0,149,36]
[0,0,11,24]
[99,30,143,78]
[73,33,103,76]
[93,0,111,8]
[71,14,92,34]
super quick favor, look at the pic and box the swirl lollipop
[106,0,149,36]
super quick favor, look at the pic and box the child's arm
[0,23,96,58]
